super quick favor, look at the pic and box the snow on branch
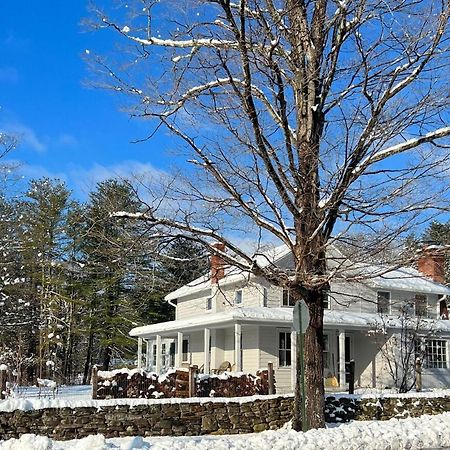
[354,127,450,175]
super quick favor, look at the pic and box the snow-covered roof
[165,244,450,301]
[130,307,450,337]
[364,266,450,295]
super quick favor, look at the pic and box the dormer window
[282,289,295,307]
[235,290,243,305]
[206,297,212,311]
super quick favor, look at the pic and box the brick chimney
[417,245,446,284]
[211,243,226,284]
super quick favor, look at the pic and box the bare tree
[370,305,435,393]
[88,0,450,428]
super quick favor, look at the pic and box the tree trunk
[82,329,94,385]
[304,291,325,429]
[292,287,325,430]
[102,345,112,371]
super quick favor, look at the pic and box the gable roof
[165,244,450,301]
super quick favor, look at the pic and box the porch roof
[130,307,450,338]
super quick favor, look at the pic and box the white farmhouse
[130,245,450,393]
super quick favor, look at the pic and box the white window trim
[235,289,243,306]
[262,287,268,307]
[278,328,292,368]
[281,289,295,307]
[377,291,391,315]
[323,291,331,310]
[414,293,428,318]
[425,338,447,369]
[181,337,190,363]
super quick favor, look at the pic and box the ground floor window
[152,344,157,366]
[425,339,447,368]
[279,331,291,367]
[323,334,330,370]
[182,338,189,362]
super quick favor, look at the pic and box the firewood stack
[95,368,271,399]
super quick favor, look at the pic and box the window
[415,294,427,317]
[161,343,167,367]
[152,344,157,366]
[282,289,296,307]
[425,340,447,368]
[323,290,331,310]
[206,297,212,311]
[235,290,243,305]
[323,334,330,369]
[169,342,175,367]
[263,287,268,307]
[182,338,189,362]
[278,331,292,367]
[377,291,390,314]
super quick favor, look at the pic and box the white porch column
[234,323,242,371]
[339,329,346,388]
[145,339,151,370]
[176,332,183,368]
[291,330,297,391]
[204,328,211,374]
[155,334,162,374]
[137,337,143,369]
[210,329,217,371]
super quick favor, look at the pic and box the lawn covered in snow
[2,412,450,450]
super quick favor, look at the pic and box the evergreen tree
[19,178,74,380]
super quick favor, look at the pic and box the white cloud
[67,160,166,199]
[0,122,46,152]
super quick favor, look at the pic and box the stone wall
[1,394,450,441]
[0,397,292,441]
[325,395,450,423]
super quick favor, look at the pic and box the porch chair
[212,361,231,374]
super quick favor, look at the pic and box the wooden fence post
[268,361,275,395]
[0,367,6,400]
[348,360,355,395]
[91,366,98,400]
[188,365,197,397]
[416,358,422,392]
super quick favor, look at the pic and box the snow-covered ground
[2,412,450,449]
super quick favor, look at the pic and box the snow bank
[327,387,450,400]
[0,393,291,413]
[2,412,450,449]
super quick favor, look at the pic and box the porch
[130,307,380,392]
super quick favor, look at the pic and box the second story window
[278,331,292,367]
[282,289,296,307]
[235,289,243,305]
[377,291,390,314]
[206,297,212,311]
[263,287,268,307]
[415,294,427,317]
[323,290,331,310]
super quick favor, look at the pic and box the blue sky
[0,1,169,199]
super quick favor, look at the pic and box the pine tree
[19,178,74,380]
